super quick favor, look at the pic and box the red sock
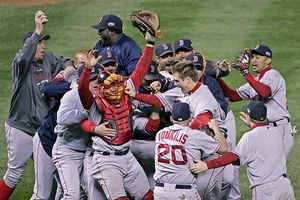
[0,180,14,200]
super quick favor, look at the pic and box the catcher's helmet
[97,70,126,104]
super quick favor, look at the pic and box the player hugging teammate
[0,9,296,200]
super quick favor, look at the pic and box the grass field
[0,0,299,199]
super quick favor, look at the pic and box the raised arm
[78,50,101,110]
[14,11,48,79]
[129,32,155,90]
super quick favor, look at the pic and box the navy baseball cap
[98,50,118,65]
[23,31,50,44]
[251,44,272,58]
[91,14,123,31]
[172,102,191,122]
[155,43,174,57]
[174,39,193,53]
[242,101,267,121]
[185,53,205,70]
[78,65,102,81]
[145,61,164,81]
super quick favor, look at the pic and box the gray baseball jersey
[237,69,289,122]
[154,124,221,199]
[87,88,152,199]
[52,85,90,199]
[233,124,294,199]
[156,85,225,125]
[131,109,157,189]
[237,68,294,157]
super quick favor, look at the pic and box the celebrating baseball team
[0,9,297,200]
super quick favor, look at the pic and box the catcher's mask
[97,70,126,104]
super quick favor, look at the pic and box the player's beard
[101,35,113,46]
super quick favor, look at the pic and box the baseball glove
[130,10,163,38]
[231,48,252,75]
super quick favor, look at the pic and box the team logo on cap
[162,44,169,50]
[247,108,250,114]
[98,17,103,23]
[179,40,184,46]
[255,44,260,50]
[193,56,198,63]
[150,65,156,73]
[106,51,112,58]
[266,52,271,57]
[108,22,115,27]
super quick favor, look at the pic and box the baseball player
[190,101,295,199]
[31,50,90,200]
[52,65,103,200]
[174,39,194,61]
[155,42,175,80]
[126,60,225,129]
[218,44,295,158]
[198,57,241,199]
[154,102,228,200]
[92,14,142,77]
[78,32,156,200]
[30,71,71,200]
[0,10,74,200]
[130,107,161,190]
[126,60,228,198]
[185,53,228,115]
[130,62,167,190]
[184,52,240,199]
[74,49,89,69]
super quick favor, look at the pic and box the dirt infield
[0,0,57,5]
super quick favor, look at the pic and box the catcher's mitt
[97,71,126,104]
[130,10,163,38]
[231,48,252,75]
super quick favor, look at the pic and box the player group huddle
[0,10,296,200]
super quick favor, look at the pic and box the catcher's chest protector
[95,95,133,145]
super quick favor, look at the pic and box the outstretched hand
[189,160,208,174]
[86,50,101,69]
[217,60,230,72]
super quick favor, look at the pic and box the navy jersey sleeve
[204,75,228,113]
[43,80,71,100]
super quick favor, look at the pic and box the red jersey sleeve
[80,120,97,134]
[78,67,94,110]
[244,73,271,97]
[206,152,240,169]
[189,111,212,130]
[217,78,242,102]
[145,118,160,133]
[135,93,164,108]
[129,44,154,90]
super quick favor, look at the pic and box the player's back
[235,125,287,188]
[154,124,221,185]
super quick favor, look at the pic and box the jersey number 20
[157,144,187,165]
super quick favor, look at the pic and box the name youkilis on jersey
[157,130,188,144]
